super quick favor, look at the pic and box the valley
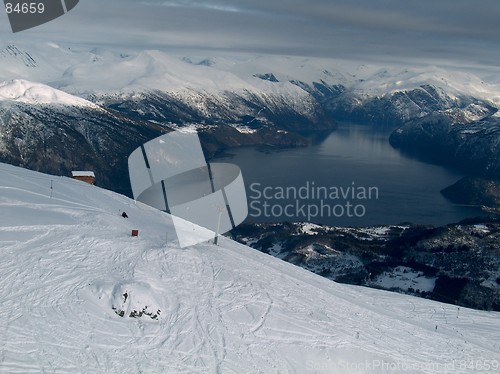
[0,42,498,313]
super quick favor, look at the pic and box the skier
[122,211,128,218]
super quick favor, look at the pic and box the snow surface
[0,162,499,373]
[71,171,96,178]
[300,223,322,235]
[0,79,98,108]
[228,124,257,134]
[372,267,436,294]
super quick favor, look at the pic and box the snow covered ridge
[0,79,99,108]
[1,162,500,373]
[1,43,499,135]
[1,42,500,106]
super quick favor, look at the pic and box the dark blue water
[214,124,485,227]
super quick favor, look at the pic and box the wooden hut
[71,171,96,185]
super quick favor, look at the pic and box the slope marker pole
[214,206,224,246]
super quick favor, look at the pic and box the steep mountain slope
[0,80,317,194]
[0,80,166,193]
[326,84,497,125]
[0,163,499,373]
[57,50,333,133]
[441,177,500,207]
[389,112,500,177]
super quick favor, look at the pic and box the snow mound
[88,281,163,320]
[0,162,499,373]
[0,79,98,107]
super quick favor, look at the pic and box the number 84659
[5,2,45,14]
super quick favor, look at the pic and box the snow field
[0,79,98,108]
[0,163,499,373]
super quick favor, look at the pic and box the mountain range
[1,42,499,372]
[0,42,499,197]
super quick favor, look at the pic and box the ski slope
[0,163,499,373]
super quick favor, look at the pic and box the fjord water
[215,124,485,227]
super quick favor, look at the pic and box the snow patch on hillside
[0,79,98,108]
[372,266,436,293]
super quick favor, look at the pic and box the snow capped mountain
[57,50,311,96]
[2,42,499,108]
[1,41,498,139]
[0,79,98,108]
[0,41,498,190]
[0,94,166,194]
[0,43,88,83]
[191,55,500,105]
[1,162,499,373]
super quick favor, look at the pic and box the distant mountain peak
[197,57,215,67]
[0,44,37,68]
[253,73,279,82]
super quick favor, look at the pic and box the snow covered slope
[0,162,499,373]
[0,79,98,108]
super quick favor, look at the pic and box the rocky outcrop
[441,177,500,208]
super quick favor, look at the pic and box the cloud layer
[2,0,499,69]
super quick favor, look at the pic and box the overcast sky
[2,0,500,70]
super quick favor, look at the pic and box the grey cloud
[2,0,499,70]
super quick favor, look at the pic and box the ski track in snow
[0,163,499,373]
